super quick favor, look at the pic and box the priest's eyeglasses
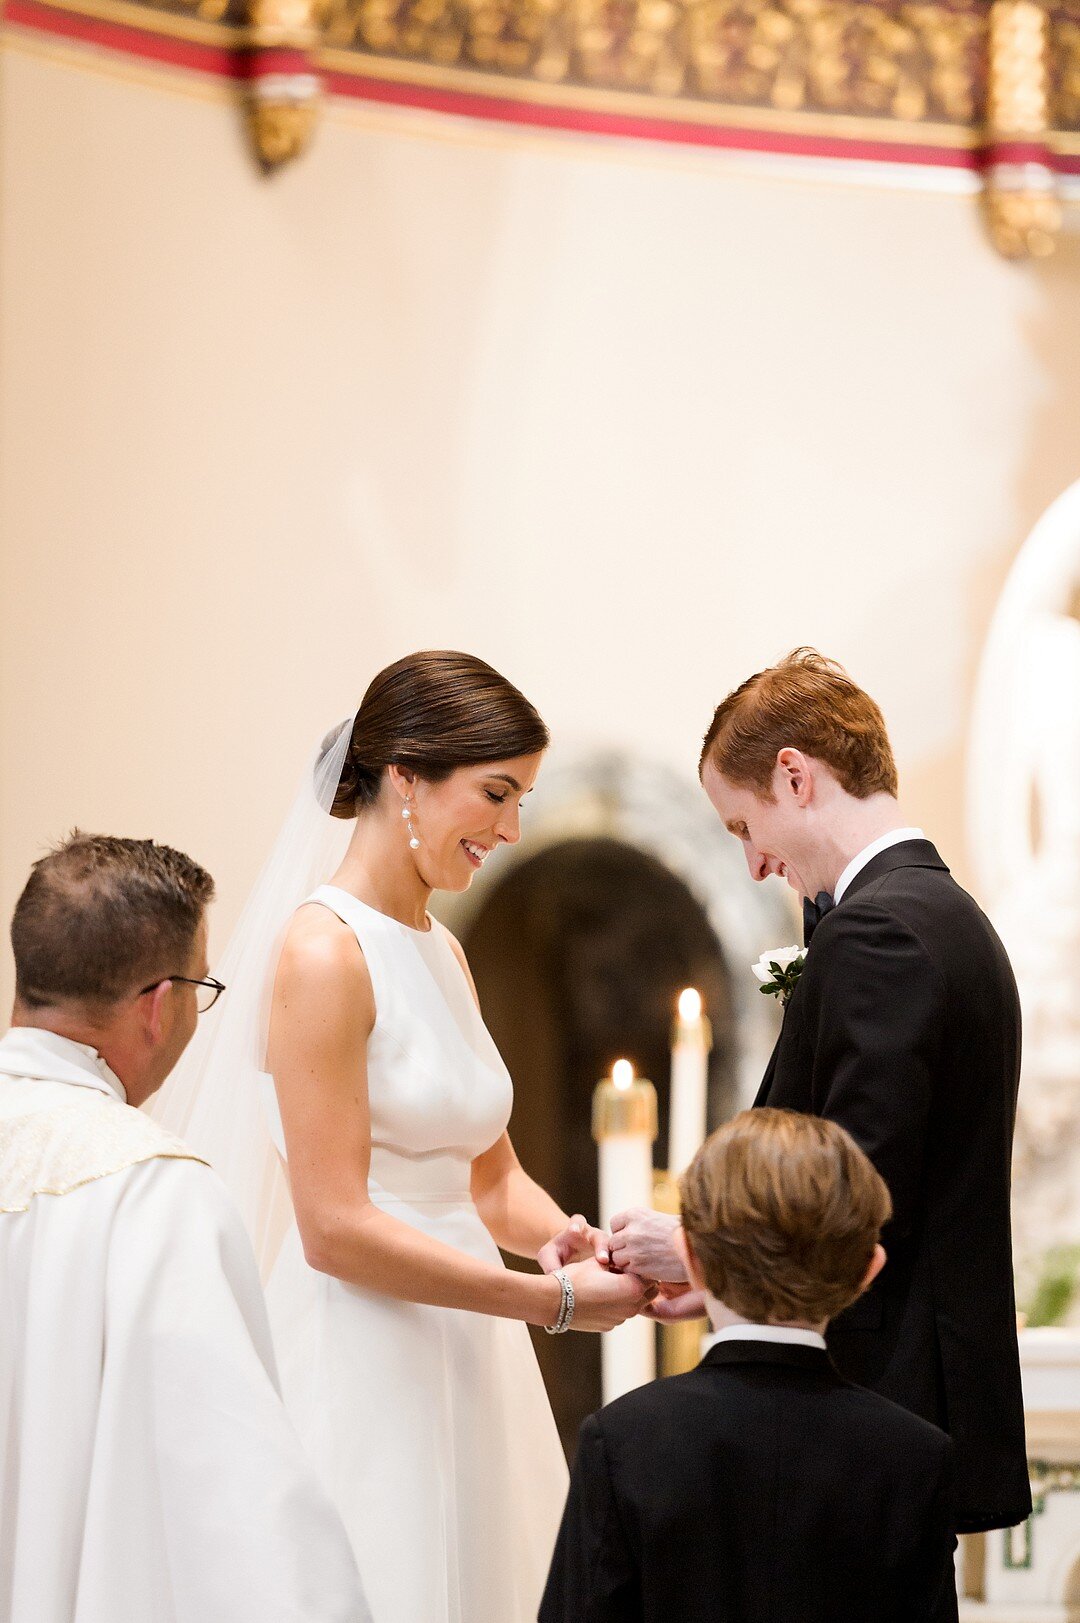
[140,974,227,1013]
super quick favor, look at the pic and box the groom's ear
[775,748,813,807]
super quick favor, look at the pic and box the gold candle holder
[651,1168,680,1216]
[652,1165,709,1380]
[592,1061,658,1143]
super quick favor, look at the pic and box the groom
[548,650,1031,1538]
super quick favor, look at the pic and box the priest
[0,831,369,1623]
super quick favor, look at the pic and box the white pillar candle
[593,1060,657,1402]
[667,988,713,1179]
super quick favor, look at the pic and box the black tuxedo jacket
[755,839,1029,1532]
[540,1339,958,1623]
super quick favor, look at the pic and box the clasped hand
[538,1209,707,1324]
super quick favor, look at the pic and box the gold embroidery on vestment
[0,1098,208,1213]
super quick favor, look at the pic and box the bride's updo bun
[329,651,549,820]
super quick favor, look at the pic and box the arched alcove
[968,478,1080,1291]
[439,749,793,1104]
[436,749,793,1453]
[462,835,734,1452]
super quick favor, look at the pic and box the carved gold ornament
[247,91,320,167]
[10,0,1080,256]
[983,176,1062,257]
[244,0,321,169]
[982,0,1062,260]
[989,0,1049,134]
[317,0,990,122]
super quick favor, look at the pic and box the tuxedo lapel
[753,1037,780,1108]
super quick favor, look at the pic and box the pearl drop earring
[403,800,421,851]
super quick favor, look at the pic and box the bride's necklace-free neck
[333,816,433,933]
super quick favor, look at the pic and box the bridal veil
[149,718,354,1277]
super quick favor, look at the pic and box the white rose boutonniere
[751,946,807,1007]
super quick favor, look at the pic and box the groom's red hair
[699,648,898,800]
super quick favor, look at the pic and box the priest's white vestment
[0,1026,370,1623]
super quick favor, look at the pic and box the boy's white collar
[703,1290,826,1351]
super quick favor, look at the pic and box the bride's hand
[560,1258,657,1332]
[538,1215,610,1274]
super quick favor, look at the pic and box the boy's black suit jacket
[539,1339,958,1623]
[756,839,1029,1532]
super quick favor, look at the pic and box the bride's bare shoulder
[275,902,371,998]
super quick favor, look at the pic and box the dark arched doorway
[462,836,735,1456]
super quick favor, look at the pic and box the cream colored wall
[3,35,1080,1007]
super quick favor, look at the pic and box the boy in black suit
[540,1109,957,1623]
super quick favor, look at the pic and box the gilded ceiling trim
[5,0,1080,256]
[317,41,980,145]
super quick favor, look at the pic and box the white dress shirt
[833,827,925,905]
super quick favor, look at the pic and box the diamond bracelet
[544,1267,575,1335]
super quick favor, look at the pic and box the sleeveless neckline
[317,883,434,936]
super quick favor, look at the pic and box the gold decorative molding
[244,0,321,167]
[982,0,1062,259]
[1050,7,1080,128]
[318,0,989,126]
[8,0,1080,253]
[983,183,1061,256]
[989,0,1049,132]
[250,0,314,41]
[247,92,319,163]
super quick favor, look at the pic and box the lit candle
[593,1059,658,1401]
[667,988,713,1178]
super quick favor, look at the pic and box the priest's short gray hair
[11,831,214,1010]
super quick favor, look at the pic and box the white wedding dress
[264,884,569,1623]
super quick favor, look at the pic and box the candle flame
[678,987,703,1022]
[612,1059,634,1090]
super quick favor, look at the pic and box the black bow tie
[802,891,835,946]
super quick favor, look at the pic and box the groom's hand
[538,1215,610,1274]
[642,1285,708,1322]
[563,1258,657,1331]
[607,1208,686,1282]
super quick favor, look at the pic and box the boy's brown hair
[699,647,898,800]
[680,1108,892,1325]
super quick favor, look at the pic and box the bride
[156,651,650,1623]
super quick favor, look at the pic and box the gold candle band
[592,1077,658,1142]
[671,1012,713,1050]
